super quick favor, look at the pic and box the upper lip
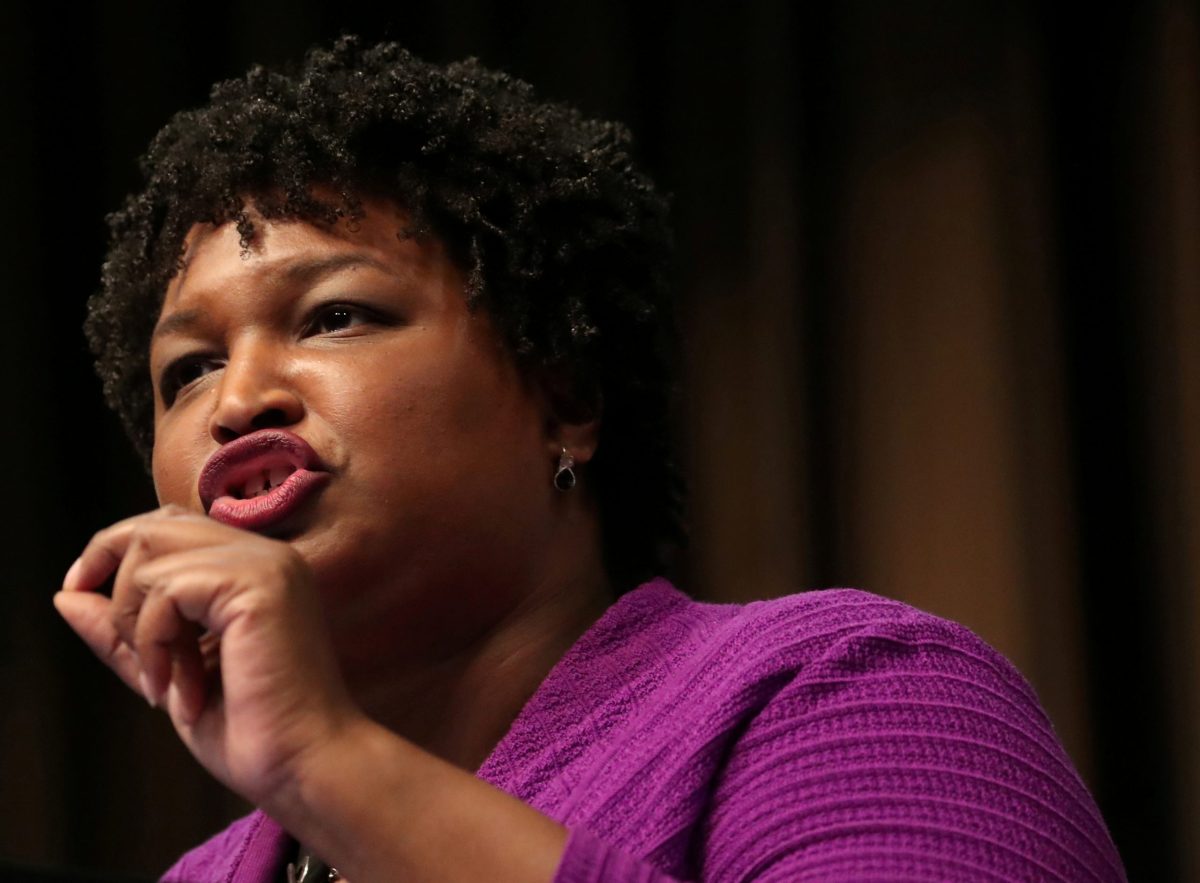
[198,429,327,513]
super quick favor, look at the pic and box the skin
[54,199,614,882]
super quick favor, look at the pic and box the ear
[539,370,602,465]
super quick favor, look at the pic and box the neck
[347,570,613,771]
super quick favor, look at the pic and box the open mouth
[227,462,300,500]
[198,429,329,531]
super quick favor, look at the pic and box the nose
[208,340,305,444]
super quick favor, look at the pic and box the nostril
[250,408,292,431]
[209,386,304,445]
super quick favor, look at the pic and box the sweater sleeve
[553,828,687,883]
[697,610,1128,882]
[554,607,1126,883]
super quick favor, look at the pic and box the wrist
[258,716,567,883]
[259,709,382,834]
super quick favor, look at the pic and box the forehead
[148,202,470,373]
[164,201,421,309]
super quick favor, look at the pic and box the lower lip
[207,469,329,532]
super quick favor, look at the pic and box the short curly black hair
[85,35,686,587]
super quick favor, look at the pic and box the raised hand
[55,505,360,807]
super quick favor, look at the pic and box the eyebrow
[151,308,207,344]
[151,253,396,344]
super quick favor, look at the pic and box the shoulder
[579,581,1044,748]
[684,587,1127,882]
[665,585,1039,713]
[720,584,1001,653]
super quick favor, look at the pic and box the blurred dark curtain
[1,1,1195,881]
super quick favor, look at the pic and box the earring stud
[554,447,576,491]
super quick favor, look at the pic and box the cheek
[337,339,542,490]
[151,421,209,508]
[332,335,475,442]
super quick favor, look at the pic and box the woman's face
[148,200,564,669]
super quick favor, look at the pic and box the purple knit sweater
[162,579,1126,882]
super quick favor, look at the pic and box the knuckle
[109,602,137,640]
[124,529,151,559]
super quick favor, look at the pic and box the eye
[160,356,221,407]
[306,303,378,335]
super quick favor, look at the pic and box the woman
[56,38,1126,883]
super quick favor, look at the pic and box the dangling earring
[554,447,577,491]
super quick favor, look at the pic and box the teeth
[233,465,297,500]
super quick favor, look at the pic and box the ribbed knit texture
[162,579,1126,882]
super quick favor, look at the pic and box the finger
[168,636,211,727]
[134,568,213,720]
[133,546,343,713]
[120,545,243,639]
[62,506,183,593]
[52,591,148,697]
[199,629,222,672]
[132,570,193,703]
[110,533,156,652]
[63,505,233,595]
[100,513,243,649]
[136,544,304,636]
[125,551,238,717]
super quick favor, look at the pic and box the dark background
[2,1,1196,880]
